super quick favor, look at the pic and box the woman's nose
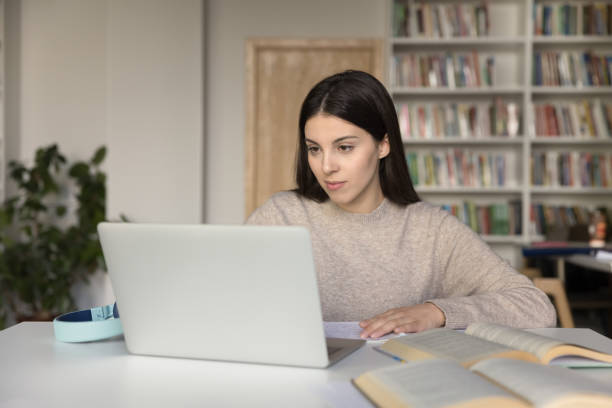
[321,152,338,174]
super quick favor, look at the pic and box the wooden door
[245,38,383,218]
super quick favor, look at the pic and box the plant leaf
[92,146,106,165]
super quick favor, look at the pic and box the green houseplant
[0,144,108,328]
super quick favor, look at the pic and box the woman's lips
[326,181,346,191]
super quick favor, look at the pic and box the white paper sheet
[324,321,402,341]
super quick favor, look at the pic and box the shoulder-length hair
[295,70,420,206]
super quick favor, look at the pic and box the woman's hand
[358,303,446,339]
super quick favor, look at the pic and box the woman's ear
[378,135,390,159]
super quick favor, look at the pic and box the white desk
[2,323,612,408]
[567,254,612,274]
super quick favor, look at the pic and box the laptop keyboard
[327,346,341,356]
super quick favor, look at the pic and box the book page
[382,328,517,364]
[466,323,563,360]
[361,359,524,408]
[472,358,612,407]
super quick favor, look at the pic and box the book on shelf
[396,99,520,140]
[353,357,612,408]
[405,149,516,188]
[406,152,419,185]
[393,1,490,38]
[393,0,410,37]
[441,201,521,236]
[530,203,609,237]
[534,2,612,36]
[533,50,612,87]
[391,51,494,88]
[530,151,612,187]
[533,99,612,138]
[377,322,612,367]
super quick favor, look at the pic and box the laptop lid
[97,222,332,367]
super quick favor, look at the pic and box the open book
[353,358,612,408]
[379,323,612,368]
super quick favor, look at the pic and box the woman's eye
[307,146,319,154]
[339,145,354,152]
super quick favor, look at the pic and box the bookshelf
[388,0,612,265]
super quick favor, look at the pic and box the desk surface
[2,323,612,408]
[566,254,612,273]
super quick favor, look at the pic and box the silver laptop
[97,222,364,368]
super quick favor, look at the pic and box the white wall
[5,0,204,311]
[205,0,387,224]
[7,0,204,223]
[107,0,204,224]
[8,0,107,172]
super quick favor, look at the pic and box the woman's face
[304,113,389,213]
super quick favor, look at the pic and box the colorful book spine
[406,150,516,188]
[440,201,521,235]
[534,2,610,36]
[530,203,611,236]
[532,100,612,138]
[393,1,491,38]
[392,51,495,88]
[397,100,519,139]
[531,151,612,187]
[533,51,612,87]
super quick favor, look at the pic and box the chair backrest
[533,277,575,329]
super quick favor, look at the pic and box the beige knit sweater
[246,191,556,329]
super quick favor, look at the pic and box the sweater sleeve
[425,211,556,329]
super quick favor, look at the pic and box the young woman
[247,70,556,338]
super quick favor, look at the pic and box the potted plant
[0,144,108,328]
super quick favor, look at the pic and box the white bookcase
[387,0,612,266]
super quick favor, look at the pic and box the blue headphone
[53,302,123,342]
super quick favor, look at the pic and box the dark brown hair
[295,70,420,206]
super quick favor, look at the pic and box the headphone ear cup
[53,303,123,342]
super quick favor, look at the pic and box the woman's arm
[425,212,556,330]
[359,209,556,338]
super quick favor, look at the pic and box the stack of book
[393,1,490,38]
[534,2,612,36]
[531,151,612,187]
[530,203,607,236]
[391,51,495,88]
[440,201,521,236]
[533,100,612,138]
[397,99,520,140]
[533,50,612,87]
[406,150,516,188]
